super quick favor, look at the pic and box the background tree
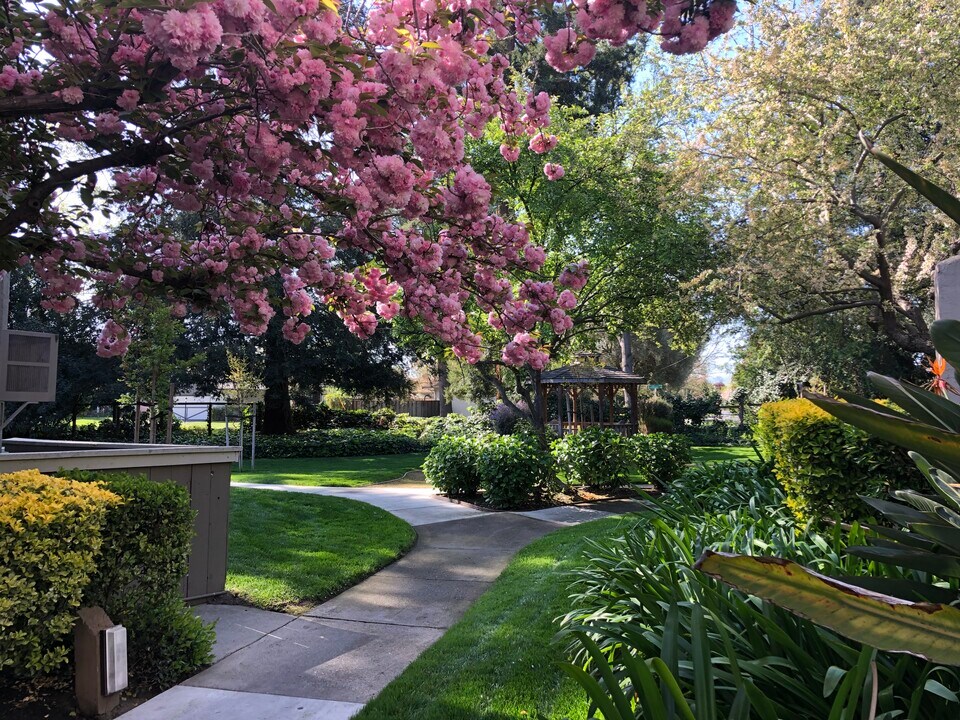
[448,101,718,439]
[117,298,203,443]
[665,0,960,355]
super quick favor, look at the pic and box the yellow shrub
[0,470,120,674]
[754,399,923,522]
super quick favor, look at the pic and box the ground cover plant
[231,453,427,487]
[355,516,630,720]
[562,461,960,718]
[226,489,416,612]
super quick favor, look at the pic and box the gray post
[935,256,960,399]
[250,407,256,470]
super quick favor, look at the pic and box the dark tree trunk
[261,317,294,434]
[620,331,638,422]
[436,360,453,416]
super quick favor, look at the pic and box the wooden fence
[0,439,237,601]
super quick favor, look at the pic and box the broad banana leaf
[860,131,960,225]
[694,550,960,666]
[931,320,960,378]
[866,373,960,431]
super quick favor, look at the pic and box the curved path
[122,482,635,720]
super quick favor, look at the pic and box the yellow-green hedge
[754,398,924,522]
[0,470,120,674]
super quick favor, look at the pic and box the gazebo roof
[540,365,645,386]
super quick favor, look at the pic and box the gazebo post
[628,384,639,435]
[608,385,615,429]
[555,385,564,436]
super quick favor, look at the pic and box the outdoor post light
[101,625,129,696]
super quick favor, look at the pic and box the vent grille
[0,331,58,402]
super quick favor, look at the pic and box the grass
[356,515,636,720]
[227,488,416,612]
[230,453,427,487]
[691,445,759,464]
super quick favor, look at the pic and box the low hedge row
[1,469,213,689]
[167,427,428,458]
[754,398,925,522]
[425,429,693,507]
[423,434,554,508]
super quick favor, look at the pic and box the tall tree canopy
[666,0,960,355]
[449,103,717,430]
[0,0,737,368]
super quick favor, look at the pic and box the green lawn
[356,516,635,720]
[227,488,416,612]
[231,453,428,487]
[691,445,759,464]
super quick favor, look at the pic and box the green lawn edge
[230,453,428,487]
[226,488,417,613]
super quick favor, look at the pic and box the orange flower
[925,354,958,397]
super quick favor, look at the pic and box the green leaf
[861,133,960,226]
[823,666,846,698]
[932,320,960,376]
[694,550,960,665]
[805,392,960,470]
[866,373,960,432]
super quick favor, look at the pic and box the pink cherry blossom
[543,163,565,180]
[500,144,521,162]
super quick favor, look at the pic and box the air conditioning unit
[0,330,59,402]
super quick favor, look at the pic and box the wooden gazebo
[539,365,644,436]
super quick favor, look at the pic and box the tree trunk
[620,331,636,418]
[261,319,294,434]
[436,360,453,416]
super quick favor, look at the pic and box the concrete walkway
[122,483,631,720]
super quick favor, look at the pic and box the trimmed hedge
[552,427,635,488]
[754,398,925,522]
[168,427,427,458]
[61,470,214,690]
[423,435,483,497]
[476,435,554,509]
[0,471,120,675]
[632,432,692,489]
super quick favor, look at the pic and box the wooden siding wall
[1,441,232,600]
[78,462,231,600]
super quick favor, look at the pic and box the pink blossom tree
[0,0,736,365]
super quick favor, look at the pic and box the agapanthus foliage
[0,0,736,361]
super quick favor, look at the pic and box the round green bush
[476,435,554,509]
[631,432,692,489]
[423,435,483,497]
[551,427,635,488]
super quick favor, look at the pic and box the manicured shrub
[0,471,120,675]
[423,435,483,497]
[62,470,214,689]
[476,435,554,509]
[419,413,494,445]
[754,398,924,521]
[551,427,635,487]
[631,432,692,488]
